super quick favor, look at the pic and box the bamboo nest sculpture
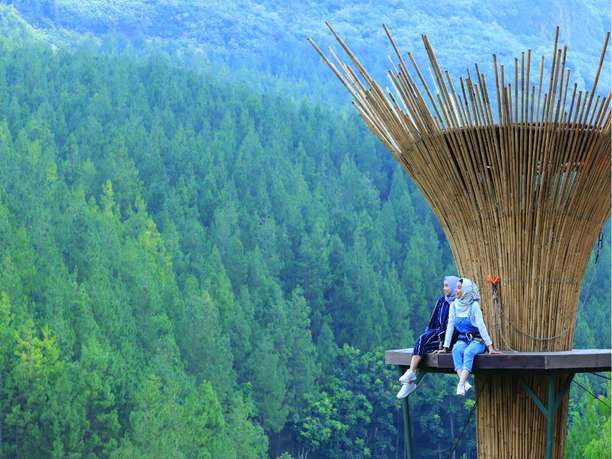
[309,25,611,353]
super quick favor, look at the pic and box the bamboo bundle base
[476,374,570,459]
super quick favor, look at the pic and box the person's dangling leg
[462,340,486,374]
[409,355,422,373]
[412,333,426,370]
[453,340,473,396]
[459,341,486,386]
[400,334,423,383]
[400,331,436,383]
[397,333,425,396]
[451,340,467,380]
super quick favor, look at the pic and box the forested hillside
[0,3,608,459]
[0,39,459,457]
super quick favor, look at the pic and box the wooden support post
[387,350,608,458]
[519,373,575,459]
[545,376,555,459]
[397,366,413,459]
[397,366,427,459]
[477,374,571,458]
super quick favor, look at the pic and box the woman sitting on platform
[438,278,498,396]
[396,275,460,399]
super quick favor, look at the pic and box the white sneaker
[456,383,466,396]
[399,369,416,384]
[464,382,472,393]
[396,382,417,399]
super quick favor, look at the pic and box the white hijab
[454,278,480,313]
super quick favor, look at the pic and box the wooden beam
[385,348,612,373]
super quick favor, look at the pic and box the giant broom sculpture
[309,24,610,458]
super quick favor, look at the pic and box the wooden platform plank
[385,348,612,373]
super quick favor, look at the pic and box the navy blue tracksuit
[413,296,452,356]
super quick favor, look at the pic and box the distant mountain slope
[3,0,611,103]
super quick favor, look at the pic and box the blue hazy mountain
[3,0,611,103]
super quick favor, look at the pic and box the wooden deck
[385,348,612,373]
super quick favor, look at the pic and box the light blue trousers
[452,339,486,373]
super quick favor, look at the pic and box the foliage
[566,380,611,459]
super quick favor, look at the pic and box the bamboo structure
[309,24,611,458]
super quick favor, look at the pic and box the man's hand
[434,347,449,354]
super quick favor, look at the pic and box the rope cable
[572,379,611,410]
[442,400,477,459]
[588,372,612,381]
[490,234,604,345]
